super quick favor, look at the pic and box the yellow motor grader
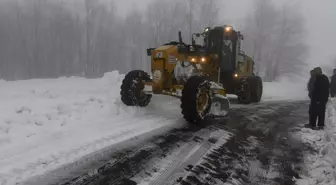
[120,25,263,123]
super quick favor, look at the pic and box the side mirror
[195,33,201,37]
[146,48,154,56]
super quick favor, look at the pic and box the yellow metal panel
[155,45,173,51]
[153,45,179,90]
[152,45,178,72]
[151,59,164,93]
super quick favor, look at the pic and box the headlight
[234,73,238,78]
[225,26,232,32]
[201,57,206,63]
[191,58,196,62]
[204,27,210,32]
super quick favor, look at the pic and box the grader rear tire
[251,76,263,103]
[238,77,252,104]
[120,70,152,107]
[181,76,212,123]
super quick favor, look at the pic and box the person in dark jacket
[307,69,316,99]
[330,69,336,97]
[307,69,316,125]
[306,67,330,129]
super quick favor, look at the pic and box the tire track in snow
[87,125,222,185]
[145,127,230,185]
[178,101,305,185]
[24,101,307,185]
[28,122,208,185]
[22,117,188,185]
[4,116,178,185]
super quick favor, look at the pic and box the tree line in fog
[0,0,307,81]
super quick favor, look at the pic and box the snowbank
[225,77,308,102]
[262,80,308,101]
[262,73,309,101]
[295,98,336,185]
[0,71,183,184]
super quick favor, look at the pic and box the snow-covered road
[0,71,308,184]
[26,101,308,185]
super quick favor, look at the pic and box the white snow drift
[296,98,336,185]
[262,75,308,101]
[0,71,184,184]
[0,71,307,184]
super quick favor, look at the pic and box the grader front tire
[181,76,212,123]
[120,70,152,107]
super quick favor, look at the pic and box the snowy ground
[262,79,308,101]
[0,71,307,184]
[295,98,336,185]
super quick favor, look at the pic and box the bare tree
[321,57,336,77]
[242,0,308,81]
[145,0,189,46]
[0,0,222,80]
[194,0,220,30]
[267,3,308,80]
[16,0,32,79]
[185,0,199,42]
[242,0,279,79]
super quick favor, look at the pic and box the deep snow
[0,71,307,184]
[295,98,336,185]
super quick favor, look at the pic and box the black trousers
[331,88,336,97]
[309,101,326,127]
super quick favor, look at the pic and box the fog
[302,0,336,67]
[106,0,336,79]
[0,0,334,81]
[117,0,336,69]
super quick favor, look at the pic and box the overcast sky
[115,0,336,69]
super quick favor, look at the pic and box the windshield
[193,34,206,46]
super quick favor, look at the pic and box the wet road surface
[24,100,309,185]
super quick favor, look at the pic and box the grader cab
[120,25,263,123]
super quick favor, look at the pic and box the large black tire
[181,76,212,123]
[237,77,252,104]
[251,76,263,103]
[120,70,152,107]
